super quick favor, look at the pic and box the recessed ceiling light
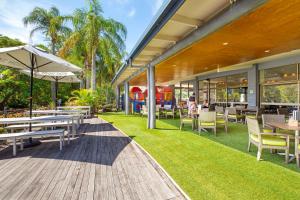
[223,42,229,46]
[265,50,270,53]
[172,64,177,67]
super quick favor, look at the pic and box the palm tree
[59,0,126,90]
[23,6,72,102]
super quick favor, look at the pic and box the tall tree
[59,0,126,90]
[23,6,72,102]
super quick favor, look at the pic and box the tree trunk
[84,59,90,89]
[91,51,97,91]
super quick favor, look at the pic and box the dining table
[265,121,299,162]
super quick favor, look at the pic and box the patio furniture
[0,129,65,156]
[179,108,194,130]
[164,105,176,119]
[156,105,165,119]
[57,106,91,118]
[198,111,217,135]
[5,121,73,144]
[262,114,294,138]
[277,107,290,118]
[226,107,244,123]
[217,109,228,133]
[141,105,148,117]
[215,106,224,116]
[246,117,290,163]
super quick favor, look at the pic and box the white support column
[147,65,156,129]
[115,86,120,111]
[193,79,199,104]
[124,81,130,115]
[248,64,259,107]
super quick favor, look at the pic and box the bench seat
[0,129,65,156]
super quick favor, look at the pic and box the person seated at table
[202,99,209,108]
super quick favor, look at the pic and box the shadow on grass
[158,117,300,173]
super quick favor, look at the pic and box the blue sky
[0,0,167,54]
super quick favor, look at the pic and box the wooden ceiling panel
[130,0,300,86]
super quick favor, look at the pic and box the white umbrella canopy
[0,45,82,72]
[21,71,81,83]
[0,44,82,137]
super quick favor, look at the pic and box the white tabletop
[0,115,75,125]
[28,110,85,114]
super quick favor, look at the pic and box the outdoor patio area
[101,112,300,200]
[0,118,186,200]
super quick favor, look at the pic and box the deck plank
[0,118,187,200]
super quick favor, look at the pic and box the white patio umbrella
[0,45,82,144]
[21,71,80,107]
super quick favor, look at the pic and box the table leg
[13,137,16,156]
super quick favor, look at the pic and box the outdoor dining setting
[0,44,87,156]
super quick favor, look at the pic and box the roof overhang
[112,0,234,87]
[129,0,300,86]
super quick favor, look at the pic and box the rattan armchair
[179,108,194,130]
[198,111,217,135]
[246,117,290,163]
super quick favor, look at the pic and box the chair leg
[214,128,216,136]
[247,140,251,152]
[257,147,262,161]
[285,148,289,164]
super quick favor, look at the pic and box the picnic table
[28,110,85,124]
[265,121,299,162]
[0,115,77,136]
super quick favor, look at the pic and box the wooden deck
[0,118,186,200]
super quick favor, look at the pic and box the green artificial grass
[100,112,300,200]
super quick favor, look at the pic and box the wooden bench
[5,122,77,137]
[0,129,65,156]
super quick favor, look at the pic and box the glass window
[227,73,248,88]
[260,64,297,84]
[261,84,298,104]
[260,64,299,105]
[211,77,227,103]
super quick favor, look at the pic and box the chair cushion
[247,115,257,119]
[263,129,273,133]
[200,122,215,126]
[216,119,225,124]
[182,119,193,123]
[278,129,295,136]
[250,134,287,146]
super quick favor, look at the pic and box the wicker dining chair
[246,117,290,163]
[262,114,295,139]
[217,109,228,133]
[198,111,217,135]
[141,105,148,117]
[226,107,244,123]
[215,106,224,116]
[179,108,194,130]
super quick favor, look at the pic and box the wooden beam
[143,46,165,52]
[137,55,154,60]
[154,34,180,42]
[170,14,202,28]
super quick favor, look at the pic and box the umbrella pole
[24,53,41,147]
[55,79,58,110]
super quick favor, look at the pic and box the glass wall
[198,73,248,105]
[260,64,299,106]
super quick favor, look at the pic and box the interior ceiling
[129,0,300,86]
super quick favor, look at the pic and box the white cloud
[128,7,136,17]
[0,0,52,44]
